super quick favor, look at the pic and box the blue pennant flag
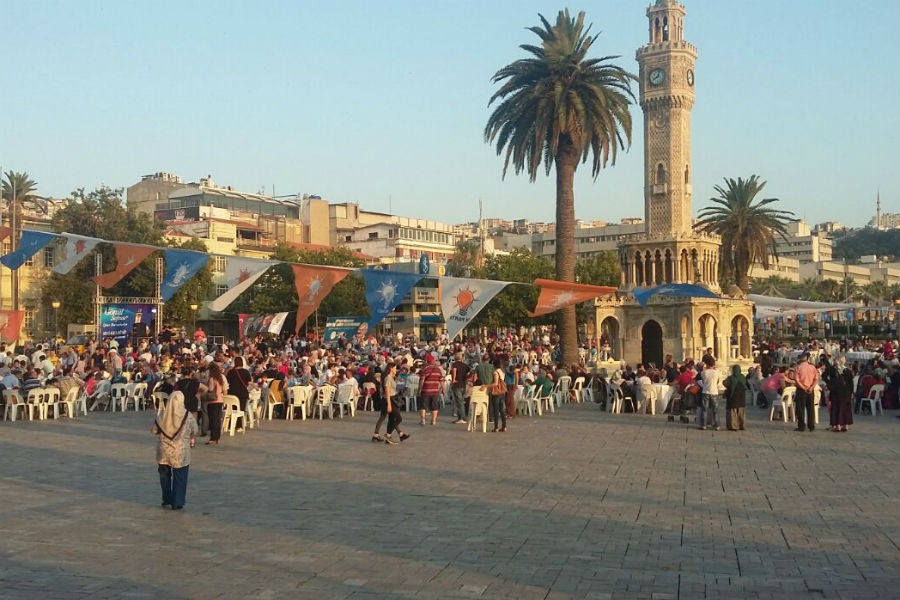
[0,230,57,270]
[362,269,424,328]
[633,283,720,308]
[161,249,209,302]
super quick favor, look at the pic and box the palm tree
[800,277,822,301]
[484,9,635,366]
[694,175,795,293]
[818,279,842,302]
[1,171,39,312]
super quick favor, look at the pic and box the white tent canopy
[748,294,856,319]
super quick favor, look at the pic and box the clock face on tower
[687,69,694,86]
[649,68,665,86]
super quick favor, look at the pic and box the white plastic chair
[88,380,111,411]
[514,385,541,416]
[536,384,555,414]
[26,388,47,420]
[860,384,884,417]
[333,383,357,418]
[770,386,796,422]
[221,395,245,436]
[553,376,572,407]
[468,387,490,432]
[403,375,419,412]
[581,377,595,404]
[43,387,62,419]
[265,380,286,420]
[286,385,314,421]
[129,382,148,411]
[571,377,586,403]
[3,389,27,422]
[362,382,376,411]
[152,391,169,415]
[638,383,657,415]
[110,383,129,412]
[248,388,262,424]
[60,387,81,418]
[313,385,337,419]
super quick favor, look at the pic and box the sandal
[371,434,383,442]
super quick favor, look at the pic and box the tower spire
[876,188,882,229]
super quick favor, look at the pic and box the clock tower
[596,1,753,370]
[637,0,697,237]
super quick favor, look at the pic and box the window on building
[43,246,54,268]
[368,232,379,239]
[214,256,227,272]
[344,235,352,242]
[23,309,35,334]
[216,284,228,296]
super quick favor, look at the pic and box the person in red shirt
[793,353,819,432]
[417,355,444,426]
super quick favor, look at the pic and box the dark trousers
[208,403,224,441]
[490,394,507,430]
[386,405,403,435]
[374,407,388,433]
[158,464,189,507]
[795,388,815,430]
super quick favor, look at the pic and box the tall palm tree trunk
[555,138,579,367]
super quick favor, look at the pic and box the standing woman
[151,390,198,510]
[723,365,749,431]
[490,358,508,432]
[383,362,410,445]
[827,366,854,432]
[225,356,251,430]
[205,362,226,445]
[175,366,206,434]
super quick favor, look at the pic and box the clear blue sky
[2,0,897,228]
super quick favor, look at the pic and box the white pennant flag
[208,257,276,312]
[440,276,510,341]
[52,233,100,275]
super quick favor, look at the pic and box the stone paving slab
[1,403,899,599]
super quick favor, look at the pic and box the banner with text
[100,304,156,345]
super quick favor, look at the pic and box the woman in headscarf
[723,364,748,431]
[826,366,854,432]
[151,390,198,510]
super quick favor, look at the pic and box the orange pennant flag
[0,226,12,243]
[292,264,350,333]
[0,309,25,342]
[528,278,618,317]
[93,243,155,289]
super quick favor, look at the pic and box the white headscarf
[154,390,188,440]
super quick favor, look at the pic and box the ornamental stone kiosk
[593,0,754,371]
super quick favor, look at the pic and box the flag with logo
[292,264,351,333]
[528,279,618,317]
[208,257,276,312]
[52,233,101,275]
[0,309,24,341]
[0,230,56,270]
[633,283,719,308]
[161,249,209,302]
[93,243,156,289]
[361,269,423,328]
[440,276,510,340]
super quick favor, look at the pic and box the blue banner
[100,303,156,346]
[0,230,56,270]
[362,269,423,328]
[633,283,720,308]
[323,316,369,343]
[161,249,209,301]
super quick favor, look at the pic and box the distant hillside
[832,228,900,261]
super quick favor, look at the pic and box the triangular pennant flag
[52,233,101,275]
[208,257,276,312]
[0,309,24,342]
[362,269,424,329]
[0,230,56,270]
[292,264,351,333]
[528,279,618,317]
[633,283,719,308]
[93,243,156,289]
[440,276,510,340]
[0,226,12,243]
[161,249,210,302]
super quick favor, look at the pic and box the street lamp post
[190,303,198,331]
[51,300,60,343]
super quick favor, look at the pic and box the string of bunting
[0,229,716,338]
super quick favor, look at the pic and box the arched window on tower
[656,163,667,185]
[684,164,690,184]
[654,18,661,43]
[663,17,669,42]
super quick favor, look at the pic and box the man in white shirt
[699,357,724,430]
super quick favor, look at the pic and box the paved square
[1,403,898,599]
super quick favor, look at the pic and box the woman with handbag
[205,362,226,445]
[383,362,410,445]
[490,358,508,432]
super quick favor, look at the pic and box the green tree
[750,274,792,297]
[485,9,635,366]
[817,279,842,302]
[694,175,795,293]
[446,238,483,277]
[472,248,555,330]
[575,252,620,286]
